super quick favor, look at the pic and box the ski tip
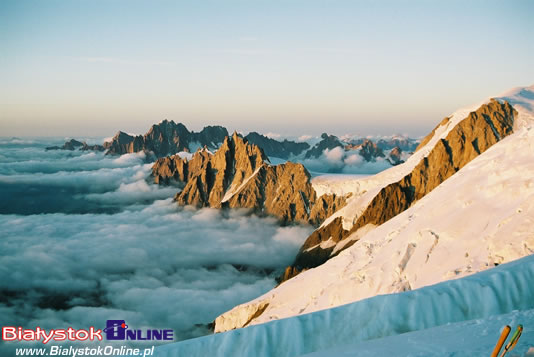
[509,325,523,346]
[491,325,512,357]
[500,324,524,357]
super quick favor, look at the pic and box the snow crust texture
[301,308,534,357]
[156,255,534,357]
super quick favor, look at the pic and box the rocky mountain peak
[152,134,347,224]
[112,131,134,143]
[345,139,385,161]
[388,146,403,165]
[195,126,228,147]
[244,132,310,159]
[53,139,81,151]
[305,133,344,158]
[282,99,517,282]
[146,120,188,137]
[100,122,230,157]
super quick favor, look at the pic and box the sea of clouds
[300,146,393,175]
[0,138,311,353]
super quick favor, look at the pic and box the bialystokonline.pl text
[15,345,155,356]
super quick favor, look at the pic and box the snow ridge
[315,99,485,232]
[213,84,534,333]
[312,84,534,234]
[155,255,534,357]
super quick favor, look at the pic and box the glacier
[154,254,534,356]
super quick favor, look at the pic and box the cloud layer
[0,139,311,354]
[301,147,393,175]
[0,203,310,334]
[0,140,178,214]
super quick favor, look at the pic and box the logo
[103,320,129,340]
[1,320,174,344]
[103,320,173,341]
[1,326,102,344]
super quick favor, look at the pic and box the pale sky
[1,0,533,137]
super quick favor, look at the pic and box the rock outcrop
[388,147,403,165]
[103,131,145,154]
[304,135,411,163]
[345,139,385,161]
[48,121,228,158]
[282,99,516,280]
[152,133,347,225]
[304,133,344,158]
[347,136,419,152]
[244,132,309,159]
[46,139,105,151]
[105,120,229,157]
[81,143,106,151]
[376,136,419,151]
[48,122,314,160]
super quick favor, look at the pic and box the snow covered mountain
[213,85,534,332]
[147,85,534,356]
[280,89,523,282]
[155,254,534,356]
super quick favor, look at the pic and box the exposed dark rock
[50,121,229,158]
[46,139,84,151]
[347,136,419,152]
[194,126,229,148]
[152,133,347,225]
[46,139,105,152]
[345,139,385,161]
[388,147,403,165]
[415,116,450,152]
[281,99,517,281]
[80,143,105,152]
[245,132,309,159]
[304,133,344,158]
[277,266,306,284]
[376,137,419,151]
[104,120,201,157]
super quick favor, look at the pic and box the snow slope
[302,309,534,357]
[154,254,534,357]
[313,98,487,232]
[311,174,370,197]
[311,84,534,233]
[150,85,534,356]
[214,85,534,331]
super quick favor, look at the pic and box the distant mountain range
[47,120,419,167]
[151,132,346,225]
